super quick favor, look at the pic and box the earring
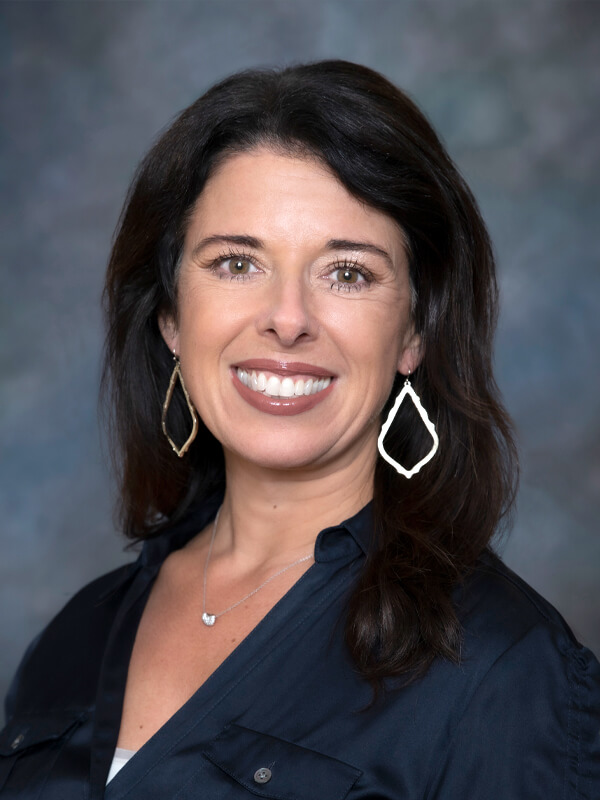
[161,351,198,457]
[377,373,439,478]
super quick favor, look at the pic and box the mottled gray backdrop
[1,0,599,713]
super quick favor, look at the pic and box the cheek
[177,289,238,350]
[328,303,407,371]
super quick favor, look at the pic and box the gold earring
[162,352,198,457]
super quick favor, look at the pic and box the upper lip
[233,359,335,378]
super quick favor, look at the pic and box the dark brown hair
[102,60,518,682]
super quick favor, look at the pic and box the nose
[256,273,318,347]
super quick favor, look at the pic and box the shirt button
[254,767,272,784]
[11,733,25,749]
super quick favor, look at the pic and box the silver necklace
[201,508,314,627]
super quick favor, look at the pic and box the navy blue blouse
[2,499,599,799]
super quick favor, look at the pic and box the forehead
[185,147,406,256]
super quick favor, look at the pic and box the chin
[225,436,337,473]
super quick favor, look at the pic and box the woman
[2,60,598,799]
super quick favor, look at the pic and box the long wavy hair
[102,60,518,682]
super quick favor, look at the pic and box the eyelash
[205,251,374,292]
[207,250,259,281]
[328,260,373,292]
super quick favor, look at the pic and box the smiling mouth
[236,368,332,398]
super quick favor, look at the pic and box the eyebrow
[190,234,393,267]
[325,239,393,268]
[191,235,262,260]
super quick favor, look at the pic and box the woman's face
[161,148,420,474]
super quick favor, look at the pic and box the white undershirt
[106,747,136,784]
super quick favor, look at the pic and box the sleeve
[427,623,600,800]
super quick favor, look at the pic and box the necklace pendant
[202,612,216,627]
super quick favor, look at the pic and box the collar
[313,501,372,562]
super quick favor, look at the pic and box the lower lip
[232,370,335,416]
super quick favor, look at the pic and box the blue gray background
[1,0,599,712]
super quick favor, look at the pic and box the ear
[158,311,179,355]
[397,330,423,376]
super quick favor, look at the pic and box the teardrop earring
[377,373,439,478]
[161,351,198,457]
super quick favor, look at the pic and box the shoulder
[454,550,600,727]
[456,550,594,670]
[4,563,137,721]
[426,552,600,798]
[4,503,218,723]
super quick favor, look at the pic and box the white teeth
[237,369,332,398]
[280,377,295,397]
[266,376,280,396]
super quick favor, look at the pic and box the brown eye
[227,258,253,274]
[336,268,359,284]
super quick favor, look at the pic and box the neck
[214,444,375,567]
